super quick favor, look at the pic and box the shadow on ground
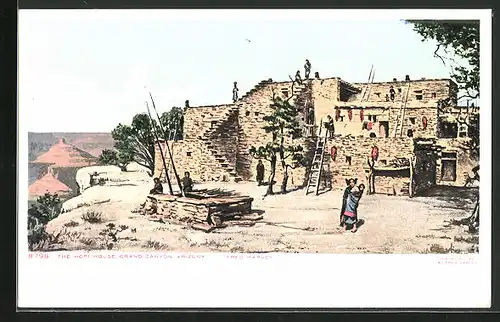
[415,185,478,209]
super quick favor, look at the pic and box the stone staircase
[240,78,274,101]
[198,107,242,182]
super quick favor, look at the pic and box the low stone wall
[145,193,254,228]
[326,136,413,191]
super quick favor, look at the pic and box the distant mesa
[30,137,99,167]
[28,168,72,199]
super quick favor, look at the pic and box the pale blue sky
[19,10,468,132]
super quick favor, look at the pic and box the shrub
[143,239,169,250]
[81,211,103,223]
[64,220,79,227]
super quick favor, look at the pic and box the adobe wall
[183,104,237,139]
[330,106,438,139]
[435,138,478,186]
[236,81,309,187]
[310,78,341,125]
[326,136,413,194]
[353,79,457,105]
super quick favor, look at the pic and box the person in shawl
[340,178,357,226]
[340,179,365,233]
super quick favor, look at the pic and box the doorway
[379,121,389,138]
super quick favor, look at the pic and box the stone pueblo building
[154,74,479,197]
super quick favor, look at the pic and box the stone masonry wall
[326,137,414,194]
[435,138,478,186]
[330,106,438,139]
[237,81,310,186]
[353,79,456,105]
[310,78,340,125]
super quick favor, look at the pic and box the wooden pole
[145,102,174,195]
[148,92,185,197]
[409,157,414,197]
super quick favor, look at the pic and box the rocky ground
[44,168,479,254]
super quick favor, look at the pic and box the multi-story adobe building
[154,74,479,196]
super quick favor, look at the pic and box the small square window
[346,156,352,165]
[186,152,192,157]
[416,95,423,100]
[255,112,259,116]
[431,92,437,98]
[409,117,416,125]
[407,129,414,137]
[373,115,377,122]
[398,88,402,93]
[211,121,217,127]
[245,111,250,116]
[368,115,372,121]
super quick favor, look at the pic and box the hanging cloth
[422,116,428,130]
[371,146,379,161]
[330,146,337,161]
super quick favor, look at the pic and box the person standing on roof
[232,82,239,102]
[389,86,396,102]
[304,59,312,79]
[295,70,303,85]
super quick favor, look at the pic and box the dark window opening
[245,111,250,116]
[375,92,381,98]
[368,115,372,121]
[407,129,414,137]
[373,115,377,122]
[442,152,457,159]
[458,124,468,138]
[441,159,457,181]
[409,117,416,125]
[255,112,259,116]
[339,116,344,122]
[416,95,423,100]
[380,160,387,166]
[362,122,368,130]
[211,121,217,127]
[379,121,389,138]
[346,156,352,166]
[398,88,402,93]
[369,132,377,138]
[282,90,289,97]
[201,115,205,118]
[186,152,192,157]
[439,122,458,138]
[431,92,437,98]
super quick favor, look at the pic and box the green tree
[405,20,479,99]
[27,192,63,251]
[98,149,130,171]
[160,106,184,140]
[111,113,157,176]
[407,20,480,231]
[249,95,304,195]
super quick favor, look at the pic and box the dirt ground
[44,170,479,254]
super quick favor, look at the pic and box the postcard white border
[17,9,492,309]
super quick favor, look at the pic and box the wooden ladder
[360,65,375,102]
[305,121,328,196]
[393,82,411,137]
